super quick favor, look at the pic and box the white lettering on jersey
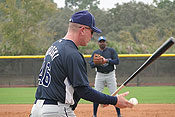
[46,46,59,61]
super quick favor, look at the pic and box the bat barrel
[123,37,175,86]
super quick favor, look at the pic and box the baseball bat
[111,37,175,96]
[101,37,175,108]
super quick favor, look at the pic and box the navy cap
[69,10,102,33]
[98,36,106,41]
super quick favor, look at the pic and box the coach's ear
[79,26,86,36]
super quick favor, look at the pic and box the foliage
[0,0,175,55]
[46,8,73,41]
[79,41,99,54]
[0,0,57,55]
[65,0,100,10]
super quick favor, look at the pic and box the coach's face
[98,40,106,50]
[79,26,93,46]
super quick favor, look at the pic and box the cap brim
[91,27,102,33]
[98,39,106,41]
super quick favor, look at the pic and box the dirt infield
[0,104,175,117]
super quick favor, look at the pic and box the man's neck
[64,32,79,47]
[100,47,106,51]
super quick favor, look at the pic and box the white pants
[30,100,76,117]
[95,70,117,95]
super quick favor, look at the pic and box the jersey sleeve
[89,52,97,68]
[75,86,117,105]
[66,52,89,88]
[108,48,119,65]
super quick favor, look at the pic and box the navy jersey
[89,47,119,73]
[35,39,89,106]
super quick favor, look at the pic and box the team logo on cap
[69,18,73,22]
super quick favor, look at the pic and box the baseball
[129,98,138,106]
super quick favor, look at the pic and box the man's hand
[93,53,108,65]
[115,91,134,108]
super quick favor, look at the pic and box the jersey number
[38,62,51,87]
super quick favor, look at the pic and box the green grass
[0,87,36,104]
[0,86,175,104]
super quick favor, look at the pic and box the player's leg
[93,72,105,117]
[115,107,122,117]
[106,70,121,117]
[93,103,99,117]
[106,71,117,96]
[30,100,44,117]
[95,72,105,92]
[30,104,39,117]
[42,104,76,117]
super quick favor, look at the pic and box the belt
[99,71,111,74]
[35,99,58,105]
[34,99,74,110]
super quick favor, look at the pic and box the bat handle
[101,84,125,108]
[111,84,125,96]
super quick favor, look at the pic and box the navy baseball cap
[98,36,106,41]
[69,10,102,33]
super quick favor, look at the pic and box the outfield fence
[0,54,175,87]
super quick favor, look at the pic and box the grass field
[0,86,175,104]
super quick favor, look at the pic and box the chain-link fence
[0,55,175,87]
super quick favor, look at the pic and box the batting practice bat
[101,37,175,108]
[111,37,175,96]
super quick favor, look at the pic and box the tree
[153,0,175,9]
[46,8,73,41]
[65,0,100,10]
[0,0,57,55]
[1,0,175,55]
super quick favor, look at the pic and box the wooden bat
[102,37,175,107]
[112,37,175,96]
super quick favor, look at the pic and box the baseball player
[89,36,122,117]
[30,10,133,117]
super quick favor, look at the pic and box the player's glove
[93,53,108,65]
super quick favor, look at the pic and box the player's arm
[108,58,119,65]
[74,86,133,108]
[108,48,119,65]
[89,52,99,68]
[75,86,117,105]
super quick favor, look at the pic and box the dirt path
[0,104,175,117]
